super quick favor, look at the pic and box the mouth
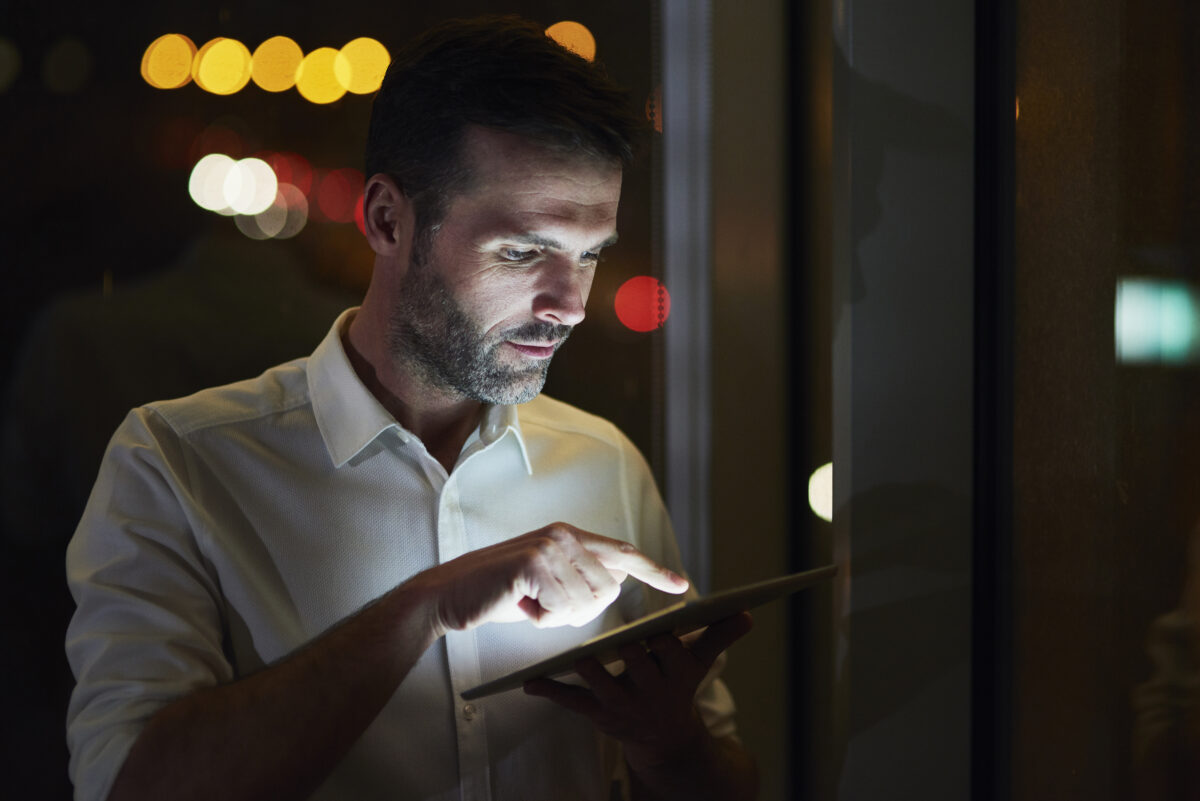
[506,341,560,359]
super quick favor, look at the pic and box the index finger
[579,535,689,595]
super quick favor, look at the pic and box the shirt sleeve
[65,407,232,801]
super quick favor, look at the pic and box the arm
[101,523,688,801]
[526,612,759,801]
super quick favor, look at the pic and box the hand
[415,522,689,635]
[524,612,754,769]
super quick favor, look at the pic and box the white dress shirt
[65,309,736,801]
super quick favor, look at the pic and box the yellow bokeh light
[334,37,389,94]
[251,36,303,92]
[296,47,346,104]
[141,34,195,89]
[193,37,252,95]
[545,21,596,61]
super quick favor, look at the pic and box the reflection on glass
[808,462,833,522]
[1115,278,1200,365]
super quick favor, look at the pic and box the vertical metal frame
[661,0,713,591]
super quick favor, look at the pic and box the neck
[343,310,483,473]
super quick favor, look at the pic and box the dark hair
[365,15,644,235]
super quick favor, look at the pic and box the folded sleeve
[65,407,232,801]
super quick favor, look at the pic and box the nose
[532,257,591,327]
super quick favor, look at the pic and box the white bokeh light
[224,157,278,215]
[808,462,833,522]
[188,153,236,212]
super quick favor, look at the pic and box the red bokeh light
[317,167,363,223]
[614,276,671,332]
[263,152,313,197]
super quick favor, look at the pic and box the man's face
[388,128,623,405]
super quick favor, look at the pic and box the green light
[1115,278,1200,365]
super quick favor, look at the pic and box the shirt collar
[308,309,532,473]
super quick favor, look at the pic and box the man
[65,16,757,801]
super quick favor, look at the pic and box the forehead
[443,127,623,236]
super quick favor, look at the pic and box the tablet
[460,563,838,700]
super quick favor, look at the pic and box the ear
[363,173,414,257]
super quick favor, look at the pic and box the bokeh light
[189,121,245,162]
[354,194,366,235]
[141,34,196,89]
[263,151,313,196]
[193,38,252,95]
[334,37,389,94]
[0,37,21,93]
[251,36,303,92]
[189,153,237,212]
[1115,278,1200,364]
[224,157,278,215]
[236,183,308,240]
[808,463,833,522]
[614,276,671,332]
[646,85,663,133]
[545,21,596,61]
[316,168,363,223]
[272,183,309,239]
[43,37,92,94]
[295,47,346,104]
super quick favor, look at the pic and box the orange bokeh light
[545,21,596,61]
[141,34,196,89]
[252,36,303,92]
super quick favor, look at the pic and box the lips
[506,341,559,359]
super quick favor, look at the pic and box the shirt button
[463,703,478,720]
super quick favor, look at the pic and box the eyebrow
[507,232,619,251]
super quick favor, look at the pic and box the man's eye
[500,248,537,262]
[581,251,601,266]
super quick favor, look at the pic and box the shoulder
[139,357,313,438]
[517,394,632,452]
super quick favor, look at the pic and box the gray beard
[386,252,572,405]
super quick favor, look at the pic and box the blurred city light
[0,37,20,93]
[615,276,671,332]
[271,184,309,239]
[141,34,196,89]
[545,21,596,61]
[808,463,833,522]
[43,36,91,94]
[141,34,391,101]
[224,157,278,215]
[193,38,252,95]
[295,47,345,104]
[316,168,363,223]
[1115,278,1200,365]
[646,85,662,133]
[189,153,237,212]
[251,36,303,92]
[334,37,389,94]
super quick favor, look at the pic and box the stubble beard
[386,238,572,405]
